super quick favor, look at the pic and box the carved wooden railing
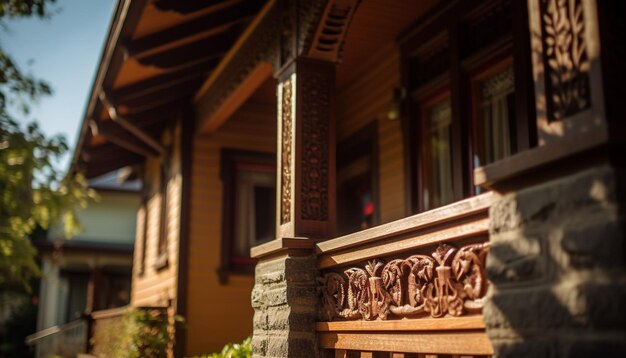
[315,192,496,357]
[26,318,88,358]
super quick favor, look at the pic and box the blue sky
[1,0,116,168]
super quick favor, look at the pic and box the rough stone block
[488,230,547,284]
[559,336,626,358]
[491,339,556,358]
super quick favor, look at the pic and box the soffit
[337,0,441,88]
[75,0,266,178]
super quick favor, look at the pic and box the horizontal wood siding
[336,44,406,224]
[186,102,276,355]
[131,123,181,308]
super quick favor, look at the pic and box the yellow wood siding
[186,102,276,355]
[131,123,182,308]
[336,43,406,224]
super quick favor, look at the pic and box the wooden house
[26,173,140,358]
[71,0,626,356]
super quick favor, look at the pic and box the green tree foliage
[0,0,95,292]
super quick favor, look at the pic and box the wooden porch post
[251,1,360,356]
[276,57,337,240]
[85,266,103,313]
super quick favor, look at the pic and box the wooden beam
[90,119,159,157]
[99,91,166,156]
[199,62,273,133]
[120,100,185,126]
[110,58,219,103]
[127,1,261,58]
[82,143,144,179]
[133,24,243,69]
[112,77,204,110]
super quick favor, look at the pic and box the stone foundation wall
[485,164,626,357]
[251,254,318,358]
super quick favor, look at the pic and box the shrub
[190,336,252,358]
[92,307,182,358]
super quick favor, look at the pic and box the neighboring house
[27,172,140,358]
[70,0,625,357]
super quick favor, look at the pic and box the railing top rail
[315,192,495,269]
[317,191,495,256]
[25,318,87,345]
[25,326,61,345]
[90,305,129,320]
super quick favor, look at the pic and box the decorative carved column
[276,58,336,240]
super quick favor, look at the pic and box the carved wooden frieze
[318,242,489,321]
[540,0,591,121]
[280,79,293,224]
[300,70,331,221]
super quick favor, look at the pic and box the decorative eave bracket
[305,0,361,63]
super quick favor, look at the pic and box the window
[472,62,516,168]
[154,159,169,270]
[138,174,150,275]
[422,97,454,210]
[219,149,275,283]
[402,0,535,213]
[58,271,89,324]
[337,122,379,235]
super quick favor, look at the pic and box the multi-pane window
[219,149,275,282]
[423,98,454,210]
[232,164,275,261]
[337,123,378,235]
[402,0,535,213]
[473,64,516,168]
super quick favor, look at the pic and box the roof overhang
[71,0,266,178]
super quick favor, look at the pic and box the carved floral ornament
[280,78,293,224]
[541,0,591,120]
[318,242,489,321]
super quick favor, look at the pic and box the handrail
[25,318,87,345]
[25,326,61,345]
[316,192,496,269]
[90,305,128,320]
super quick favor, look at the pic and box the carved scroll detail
[541,0,591,120]
[300,71,330,221]
[280,79,293,224]
[318,242,489,321]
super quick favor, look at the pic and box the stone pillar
[251,244,317,357]
[486,165,626,356]
[483,1,626,356]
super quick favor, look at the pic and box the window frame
[153,157,170,271]
[218,148,276,284]
[336,121,380,235]
[401,0,536,214]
